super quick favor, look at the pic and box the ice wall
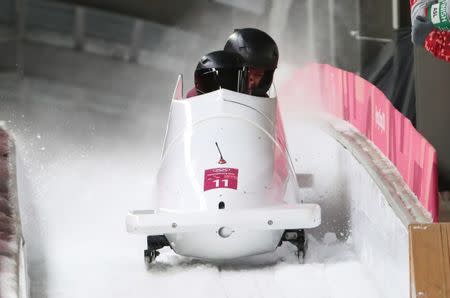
[285,114,432,298]
[0,125,28,298]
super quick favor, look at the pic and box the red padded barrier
[280,64,439,220]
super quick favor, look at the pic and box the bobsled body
[126,77,321,260]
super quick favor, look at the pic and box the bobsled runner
[126,76,321,264]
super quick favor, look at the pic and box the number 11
[213,179,229,188]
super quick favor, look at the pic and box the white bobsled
[126,76,321,263]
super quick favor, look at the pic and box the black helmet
[224,28,279,70]
[194,50,247,95]
[224,28,279,96]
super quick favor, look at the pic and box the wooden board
[409,224,450,298]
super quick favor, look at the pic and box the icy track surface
[1,75,381,298]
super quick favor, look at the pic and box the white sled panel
[127,203,321,235]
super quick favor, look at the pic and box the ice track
[1,69,425,297]
[1,78,385,298]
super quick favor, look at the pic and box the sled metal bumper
[126,204,321,235]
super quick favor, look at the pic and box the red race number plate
[204,168,239,191]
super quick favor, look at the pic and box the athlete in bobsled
[187,28,278,98]
[126,30,321,265]
[224,28,279,97]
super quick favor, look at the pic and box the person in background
[224,28,279,97]
[187,50,246,97]
[411,0,450,61]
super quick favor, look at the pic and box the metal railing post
[74,7,86,51]
[307,0,315,60]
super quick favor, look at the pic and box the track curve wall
[279,63,435,298]
[280,63,439,220]
[0,124,28,298]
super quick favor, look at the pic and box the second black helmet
[194,50,247,95]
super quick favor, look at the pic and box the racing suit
[186,87,197,98]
